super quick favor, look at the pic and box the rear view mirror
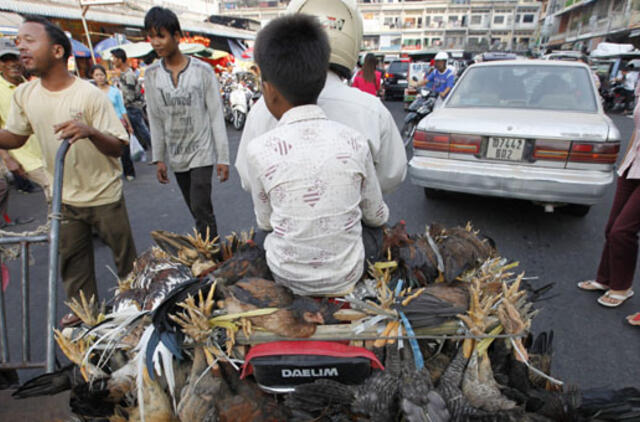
[411,75,419,82]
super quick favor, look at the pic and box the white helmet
[434,51,449,61]
[287,0,363,73]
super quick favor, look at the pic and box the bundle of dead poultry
[13,223,640,421]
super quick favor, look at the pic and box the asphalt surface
[0,100,638,414]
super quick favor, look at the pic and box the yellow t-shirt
[5,77,128,207]
[0,76,43,173]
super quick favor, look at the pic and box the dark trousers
[596,172,640,290]
[126,106,151,150]
[59,196,137,302]
[121,144,135,177]
[175,166,218,241]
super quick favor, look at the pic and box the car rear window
[388,61,409,73]
[447,65,598,113]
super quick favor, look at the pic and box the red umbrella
[241,47,253,59]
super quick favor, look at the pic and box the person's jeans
[126,106,151,150]
[175,166,218,241]
[121,144,135,178]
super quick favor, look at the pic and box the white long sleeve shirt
[246,105,389,296]
[144,57,230,172]
[237,71,407,195]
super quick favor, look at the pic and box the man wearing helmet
[236,0,407,196]
[425,51,455,101]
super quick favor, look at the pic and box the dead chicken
[462,351,518,412]
[221,278,339,338]
[113,248,192,313]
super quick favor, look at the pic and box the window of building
[471,15,482,24]
[494,15,505,24]
[515,14,521,23]
[523,14,535,23]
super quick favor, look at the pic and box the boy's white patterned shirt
[246,105,389,296]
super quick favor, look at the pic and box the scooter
[401,87,437,148]
[230,83,250,131]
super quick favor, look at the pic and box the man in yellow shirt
[0,38,50,199]
[0,17,137,327]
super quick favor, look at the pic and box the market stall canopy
[0,11,22,36]
[100,42,152,59]
[70,38,92,58]
[1,0,255,40]
[100,42,214,59]
[94,36,131,56]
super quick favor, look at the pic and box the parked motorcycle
[401,87,437,148]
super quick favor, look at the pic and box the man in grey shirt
[144,6,229,240]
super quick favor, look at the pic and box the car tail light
[450,134,482,154]
[413,130,449,151]
[568,141,620,164]
[533,140,569,161]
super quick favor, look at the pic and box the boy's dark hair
[89,64,106,76]
[254,14,329,106]
[23,15,71,61]
[111,48,127,62]
[144,6,182,37]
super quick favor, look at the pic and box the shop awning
[0,0,255,40]
[0,11,23,36]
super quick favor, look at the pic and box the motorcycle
[602,82,629,113]
[401,87,437,148]
[230,82,250,131]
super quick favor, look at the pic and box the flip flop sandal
[597,290,634,307]
[626,312,640,326]
[577,280,608,291]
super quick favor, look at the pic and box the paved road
[1,100,638,404]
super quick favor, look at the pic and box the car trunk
[413,108,618,171]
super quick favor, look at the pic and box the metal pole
[21,242,30,363]
[80,5,96,63]
[0,257,8,364]
[45,139,70,372]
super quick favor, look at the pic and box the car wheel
[565,204,591,217]
[424,188,446,199]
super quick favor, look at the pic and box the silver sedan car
[408,60,621,216]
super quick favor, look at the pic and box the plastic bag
[129,133,146,162]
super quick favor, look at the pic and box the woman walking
[90,64,136,181]
[351,53,381,97]
[578,85,640,323]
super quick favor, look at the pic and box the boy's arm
[204,69,230,170]
[144,74,166,164]
[360,149,389,227]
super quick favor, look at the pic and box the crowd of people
[0,0,637,331]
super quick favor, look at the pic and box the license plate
[398,79,407,84]
[486,137,526,161]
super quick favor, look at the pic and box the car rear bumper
[408,156,614,205]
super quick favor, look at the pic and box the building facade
[217,0,541,53]
[540,0,640,52]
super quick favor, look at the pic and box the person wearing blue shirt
[90,64,136,180]
[425,51,455,100]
